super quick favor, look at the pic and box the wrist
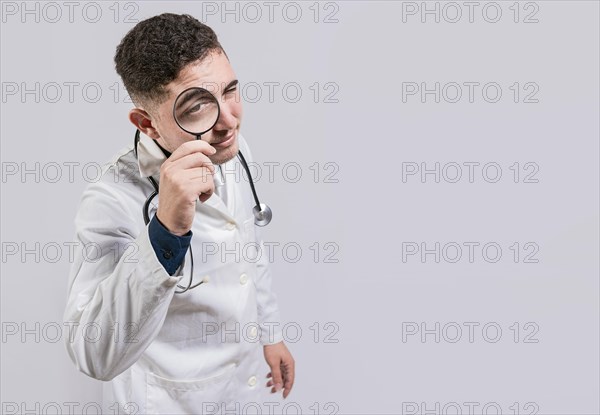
[156,213,189,236]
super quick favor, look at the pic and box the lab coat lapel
[202,181,236,221]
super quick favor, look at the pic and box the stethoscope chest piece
[253,203,272,226]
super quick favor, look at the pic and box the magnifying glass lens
[173,87,220,136]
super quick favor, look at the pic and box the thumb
[269,361,283,392]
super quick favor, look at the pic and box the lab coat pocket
[145,363,236,415]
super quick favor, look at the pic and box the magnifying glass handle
[195,133,208,202]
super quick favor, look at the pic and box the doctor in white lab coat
[63,13,295,414]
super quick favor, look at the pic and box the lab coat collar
[136,133,167,178]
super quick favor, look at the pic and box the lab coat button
[248,375,257,387]
[249,326,258,338]
[162,250,173,259]
[239,273,248,284]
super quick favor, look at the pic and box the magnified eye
[185,100,209,116]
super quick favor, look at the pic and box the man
[63,13,294,413]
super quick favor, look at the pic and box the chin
[211,139,239,165]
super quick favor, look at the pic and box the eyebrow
[224,79,239,91]
[174,79,239,111]
[174,88,213,112]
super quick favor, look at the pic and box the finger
[282,360,295,399]
[266,373,273,386]
[186,167,216,183]
[177,169,214,202]
[268,361,283,393]
[169,151,215,173]
[166,140,216,163]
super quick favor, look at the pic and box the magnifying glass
[172,87,272,226]
[173,87,220,138]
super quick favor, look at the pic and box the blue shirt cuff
[148,215,192,275]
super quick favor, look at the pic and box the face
[140,50,243,165]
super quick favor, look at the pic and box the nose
[213,100,238,132]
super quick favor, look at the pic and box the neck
[155,141,172,158]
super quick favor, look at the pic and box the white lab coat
[63,133,284,414]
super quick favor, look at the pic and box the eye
[184,99,210,116]
[188,103,202,113]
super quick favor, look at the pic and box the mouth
[212,131,236,149]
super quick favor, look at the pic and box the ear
[129,108,161,140]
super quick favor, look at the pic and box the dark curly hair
[114,13,224,108]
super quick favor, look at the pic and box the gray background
[1,1,598,414]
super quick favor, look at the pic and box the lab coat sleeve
[63,176,182,381]
[238,135,285,346]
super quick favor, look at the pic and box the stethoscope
[133,86,272,293]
